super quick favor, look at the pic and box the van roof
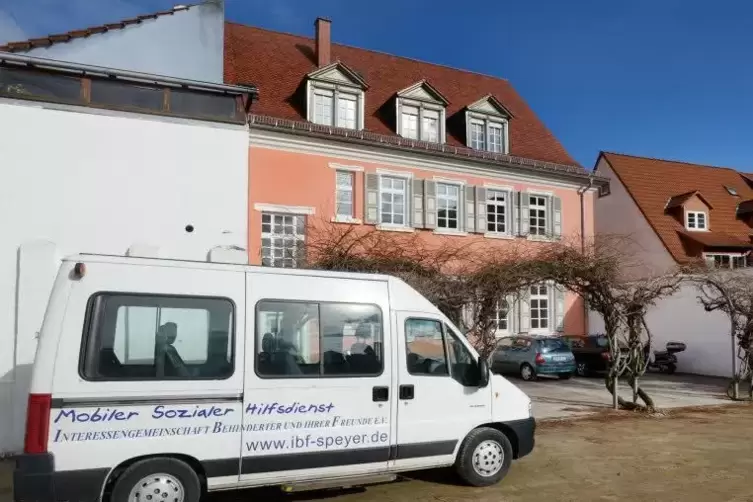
[67,253,394,283]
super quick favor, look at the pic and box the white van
[14,254,534,502]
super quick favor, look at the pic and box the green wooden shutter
[364,173,380,224]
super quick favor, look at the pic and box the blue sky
[1,0,753,170]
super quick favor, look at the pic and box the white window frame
[378,175,409,227]
[401,105,419,140]
[335,170,355,222]
[397,97,446,144]
[494,299,510,335]
[486,189,510,235]
[686,210,708,231]
[307,80,364,130]
[312,88,334,126]
[488,122,505,153]
[704,253,748,269]
[529,283,550,333]
[436,181,461,231]
[466,112,509,154]
[470,119,485,150]
[261,212,306,268]
[529,195,548,237]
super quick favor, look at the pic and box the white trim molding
[254,203,316,215]
[331,216,362,224]
[376,224,415,233]
[484,232,515,240]
[484,182,515,191]
[376,168,413,178]
[526,189,555,197]
[433,229,468,237]
[433,176,466,185]
[328,162,364,172]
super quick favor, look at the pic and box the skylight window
[725,186,739,196]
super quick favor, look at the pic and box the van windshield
[539,338,569,353]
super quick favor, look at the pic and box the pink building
[226,18,608,337]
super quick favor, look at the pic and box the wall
[22,2,224,83]
[0,99,248,454]
[594,157,676,277]
[248,132,597,338]
[588,280,737,377]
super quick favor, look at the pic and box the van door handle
[399,384,414,400]
[372,386,389,402]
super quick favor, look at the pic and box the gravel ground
[2,404,751,502]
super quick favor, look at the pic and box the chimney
[314,17,331,67]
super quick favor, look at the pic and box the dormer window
[465,95,513,154]
[686,211,707,230]
[396,80,448,143]
[306,61,368,130]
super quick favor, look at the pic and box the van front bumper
[505,417,536,459]
[14,453,108,502]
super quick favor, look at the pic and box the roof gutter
[0,51,258,98]
[578,175,594,335]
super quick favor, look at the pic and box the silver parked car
[490,335,576,381]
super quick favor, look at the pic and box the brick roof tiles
[599,152,753,263]
[224,22,578,167]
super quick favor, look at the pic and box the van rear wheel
[110,457,201,502]
[454,427,513,487]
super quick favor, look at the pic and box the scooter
[644,341,686,374]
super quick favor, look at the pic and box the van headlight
[528,401,533,417]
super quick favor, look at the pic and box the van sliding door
[239,272,392,486]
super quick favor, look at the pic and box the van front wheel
[110,457,201,502]
[455,427,513,487]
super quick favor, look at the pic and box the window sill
[331,216,362,225]
[484,232,515,240]
[685,228,709,232]
[433,229,468,237]
[527,235,558,242]
[376,224,414,233]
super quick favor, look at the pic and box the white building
[593,152,753,377]
[0,53,256,455]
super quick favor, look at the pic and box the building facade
[0,53,254,455]
[226,18,605,339]
[0,2,225,84]
[593,152,753,376]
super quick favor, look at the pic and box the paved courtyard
[518,372,731,419]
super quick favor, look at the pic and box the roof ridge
[0,3,199,52]
[602,150,741,173]
[225,21,510,83]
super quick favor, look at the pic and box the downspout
[578,175,595,334]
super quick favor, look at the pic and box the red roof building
[595,152,753,274]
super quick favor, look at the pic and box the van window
[256,300,382,377]
[444,324,477,386]
[404,319,449,376]
[80,294,234,380]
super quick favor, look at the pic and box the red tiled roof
[665,191,713,210]
[598,152,753,263]
[224,23,578,167]
[679,231,750,248]
[0,5,191,53]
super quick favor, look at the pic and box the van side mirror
[478,358,490,388]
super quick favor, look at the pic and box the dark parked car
[491,335,575,381]
[562,334,623,376]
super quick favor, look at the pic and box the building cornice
[249,118,605,191]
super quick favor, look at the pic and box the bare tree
[540,236,682,411]
[305,222,681,411]
[694,270,753,400]
[304,220,558,359]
